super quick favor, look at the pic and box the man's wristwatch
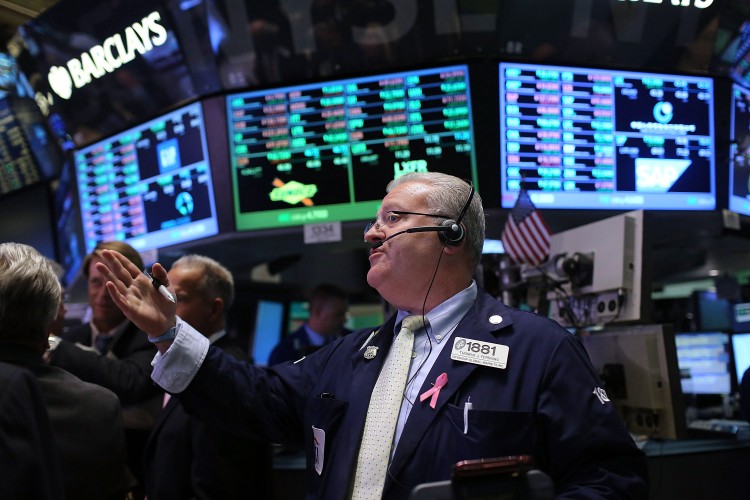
[148,326,178,344]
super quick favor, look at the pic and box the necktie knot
[95,334,114,354]
[400,315,427,335]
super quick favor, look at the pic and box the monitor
[729,83,750,215]
[226,64,478,231]
[74,100,220,254]
[251,300,286,366]
[675,332,732,396]
[52,160,85,288]
[690,290,732,332]
[10,0,201,148]
[581,323,687,439]
[499,62,716,210]
[732,302,750,333]
[0,95,60,197]
[732,333,750,385]
[541,210,649,327]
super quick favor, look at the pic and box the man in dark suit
[144,254,273,499]
[97,172,649,499]
[0,242,130,500]
[0,362,64,500]
[46,240,161,494]
[268,283,350,365]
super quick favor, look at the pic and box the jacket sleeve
[536,333,649,499]
[50,337,160,404]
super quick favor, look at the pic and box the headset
[438,182,474,246]
[369,182,474,249]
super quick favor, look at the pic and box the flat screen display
[75,100,219,253]
[732,332,750,384]
[499,63,716,210]
[0,97,50,196]
[10,0,199,148]
[251,300,285,366]
[729,83,750,215]
[675,332,732,396]
[226,65,478,231]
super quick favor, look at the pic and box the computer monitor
[226,64,478,231]
[729,83,750,215]
[732,333,750,385]
[581,323,687,439]
[74,100,220,253]
[690,290,732,332]
[250,300,286,366]
[675,332,732,396]
[499,62,716,210]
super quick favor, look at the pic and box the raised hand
[95,249,177,339]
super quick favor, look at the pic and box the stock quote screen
[499,63,715,210]
[730,83,750,216]
[227,65,478,231]
[75,100,219,253]
[0,97,44,195]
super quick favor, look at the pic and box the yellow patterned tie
[351,315,426,499]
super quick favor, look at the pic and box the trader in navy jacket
[97,172,648,499]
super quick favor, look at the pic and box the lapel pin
[364,346,379,360]
[420,372,448,409]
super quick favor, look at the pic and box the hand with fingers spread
[95,249,177,347]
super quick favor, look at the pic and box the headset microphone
[369,226,452,249]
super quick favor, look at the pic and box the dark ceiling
[0,0,56,47]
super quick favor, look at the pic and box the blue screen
[252,300,285,366]
[499,63,716,210]
[732,333,750,383]
[74,100,219,253]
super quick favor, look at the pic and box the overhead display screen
[729,83,750,216]
[0,97,45,196]
[499,63,716,210]
[226,65,478,231]
[75,100,219,253]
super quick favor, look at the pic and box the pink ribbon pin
[420,372,448,409]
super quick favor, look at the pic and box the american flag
[501,190,552,266]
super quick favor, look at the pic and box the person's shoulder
[41,365,119,402]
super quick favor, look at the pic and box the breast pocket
[304,396,349,479]
[443,405,535,459]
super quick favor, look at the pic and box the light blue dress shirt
[151,280,478,453]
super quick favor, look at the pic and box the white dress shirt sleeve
[150,317,210,393]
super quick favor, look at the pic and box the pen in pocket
[463,397,472,434]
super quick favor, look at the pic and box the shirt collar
[91,318,130,338]
[303,324,328,347]
[394,281,477,344]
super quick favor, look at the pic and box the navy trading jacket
[178,288,648,499]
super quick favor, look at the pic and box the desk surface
[643,437,750,457]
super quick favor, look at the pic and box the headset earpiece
[439,219,465,246]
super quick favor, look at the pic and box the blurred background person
[46,240,161,498]
[0,242,130,499]
[145,254,274,499]
[268,283,350,364]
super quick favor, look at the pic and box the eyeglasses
[364,210,453,234]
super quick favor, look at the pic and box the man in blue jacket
[96,172,648,499]
[269,283,350,365]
